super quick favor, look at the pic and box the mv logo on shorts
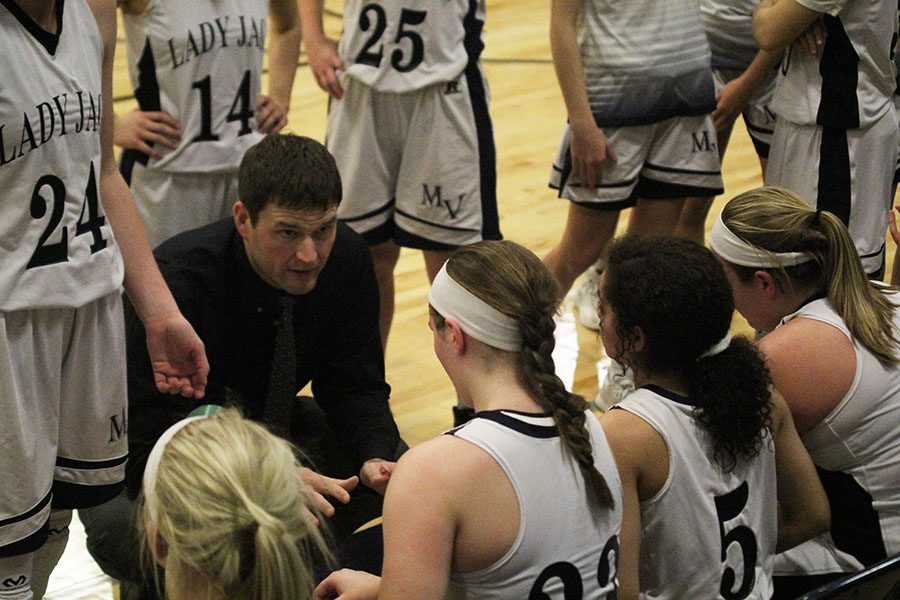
[2,575,27,589]
[691,130,717,154]
[444,79,461,95]
[109,408,127,444]
[422,185,466,220]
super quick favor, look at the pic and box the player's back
[447,410,623,599]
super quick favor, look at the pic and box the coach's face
[234,201,338,295]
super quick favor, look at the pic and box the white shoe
[593,357,634,411]
[574,269,602,330]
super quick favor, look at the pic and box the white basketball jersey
[446,410,622,600]
[617,386,778,600]
[579,0,716,127]
[775,296,900,576]
[338,0,485,93]
[0,0,123,311]
[121,0,267,173]
[701,0,761,70]
[771,0,897,128]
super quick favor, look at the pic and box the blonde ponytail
[145,409,329,600]
[722,187,899,364]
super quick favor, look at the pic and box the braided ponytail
[441,240,614,510]
[517,311,616,508]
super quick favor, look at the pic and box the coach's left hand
[360,459,396,495]
[144,314,209,399]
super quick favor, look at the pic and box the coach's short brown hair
[238,134,342,223]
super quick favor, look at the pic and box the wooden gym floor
[47,0,897,597]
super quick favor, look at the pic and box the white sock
[0,552,34,600]
[29,510,71,599]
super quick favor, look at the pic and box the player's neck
[16,0,58,32]
[632,369,689,399]
[457,362,541,415]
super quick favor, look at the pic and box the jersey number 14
[191,70,254,143]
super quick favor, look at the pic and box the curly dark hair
[604,236,772,472]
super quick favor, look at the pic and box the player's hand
[144,314,209,399]
[255,95,288,134]
[888,207,900,246]
[797,18,826,55]
[306,37,345,99]
[713,77,753,131]
[569,120,618,189]
[314,569,381,600]
[298,467,359,519]
[359,459,395,495]
[114,109,181,159]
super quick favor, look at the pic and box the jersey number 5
[355,5,427,73]
[714,481,758,600]
[27,162,108,269]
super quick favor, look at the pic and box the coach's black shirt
[123,218,400,496]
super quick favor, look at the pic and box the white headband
[428,261,523,352]
[710,212,814,268]
[142,416,205,522]
[700,334,732,359]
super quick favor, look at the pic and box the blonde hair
[144,409,328,600]
[433,240,615,509]
[722,186,899,363]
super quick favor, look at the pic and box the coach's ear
[234,201,252,239]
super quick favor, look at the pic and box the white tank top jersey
[578,0,716,127]
[616,386,778,600]
[775,295,900,576]
[338,0,486,93]
[121,0,267,174]
[0,0,124,311]
[771,0,897,129]
[701,0,761,71]
[446,410,623,600]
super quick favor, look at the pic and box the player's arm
[88,0,208,398]
[257,0,301,133]
[888,207,900,285]
[601,409,666,600]
[753,0,822,52]
[379,440,460,599]
[769,391,830,551]
[298,0,345,98]
[316,441,458,599]
[113,0,181,156]
[713,49,782,130]
[759,319,854,432]
[550,0,617,188]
